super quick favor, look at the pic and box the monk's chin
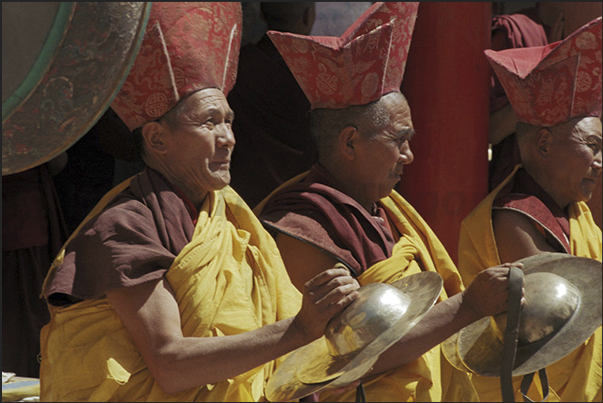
[208,174,231,191]
[575,191,593,204]
[215,180,230,190]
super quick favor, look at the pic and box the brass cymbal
[266,271,443,402]
[444,253,602,377]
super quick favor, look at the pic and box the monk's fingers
[304,263,354,289]
[317,283,359,316]
[295,272,359,340]
[305,276,358,310]
[465,264,524,317]
[304,267,359,303]
[479,263,525,290]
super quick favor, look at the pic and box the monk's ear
[338,126,359,160]
[536,127,552,158]
[141,121,168,155]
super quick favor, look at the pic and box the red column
[398,2,491,263]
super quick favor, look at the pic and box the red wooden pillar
[398,2,491,263]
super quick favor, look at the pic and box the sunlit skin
[141,88,236,209]
[275,92,523,382]
[540,117,602,209]
[493,117,602,263]
[323,92,415,211]
[105,89,362,395]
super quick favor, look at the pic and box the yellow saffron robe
[39,182,302,402]
[257,173,479,402]
[458,165,603,402]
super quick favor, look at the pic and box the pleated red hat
[268,2,419,110]
[111,2,242,130]
[485,17,602,126]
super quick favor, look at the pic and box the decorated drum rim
[2,3,74,122]
[2,2,152,176]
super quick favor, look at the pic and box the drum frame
[2,2,151,175]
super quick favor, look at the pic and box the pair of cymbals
[266,271,444,402]
[443,253,602,377]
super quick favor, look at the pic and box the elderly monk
[256,3,519,401]
[458,17,602,402]
[38,3,359,402]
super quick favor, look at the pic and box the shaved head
[309,92,408,159]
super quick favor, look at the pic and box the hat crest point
[488,17,601,126]
[111,2,242,130]
[271,2,418,109]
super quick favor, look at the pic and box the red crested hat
[111,2,242,130]
[267,2,419,110]
[485,17,602,127]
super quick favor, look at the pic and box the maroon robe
[493,168,571,253]
[258,164,396,277]
[44,168,196,307]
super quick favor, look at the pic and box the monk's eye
[587,142,601,153]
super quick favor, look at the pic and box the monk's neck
[521,166,570,211]
[318,160,375,212]
[169,180,208,211]
[147,161,209,210]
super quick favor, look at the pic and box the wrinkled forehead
[566,117,602,140]
[381,92,412,124]
[173,88,232,118]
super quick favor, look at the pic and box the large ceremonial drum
[2,2,150,175]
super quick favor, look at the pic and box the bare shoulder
[492,208,535,235]
[492,208,556,263]
[275,232,340,292]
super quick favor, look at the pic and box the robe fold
[458,164,602,402]
[40,169,301,401]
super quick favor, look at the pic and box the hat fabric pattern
[485,17,602,126]
[111,2,242,130]
[268,2,419,110]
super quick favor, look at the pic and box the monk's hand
[294,263,360,341]
[462,262,525,318]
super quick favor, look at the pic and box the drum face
[2,2,61,105]
[2,2,151,176]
